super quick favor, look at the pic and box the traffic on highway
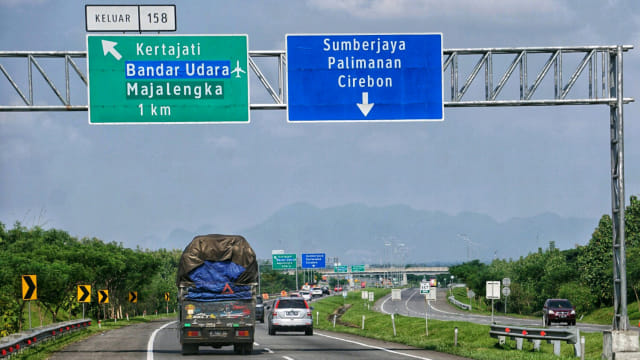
[2,1,640,359]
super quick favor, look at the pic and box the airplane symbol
[230,60,246,78]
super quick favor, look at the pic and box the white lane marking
[428,297,467,317]
[404,289,421,315]
[282,356,295,360]
[381,295,392,314]
[147,320,177,360]
[264,347,274,354]
[254,341,260,346]
[316,332,434,360]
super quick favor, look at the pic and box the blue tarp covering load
[177,234,257,301]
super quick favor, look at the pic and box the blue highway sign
[301,253,326,269]
[286,33,443,122]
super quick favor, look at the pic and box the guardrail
[0,319,91,358]
[489,324,582,357]
[448,296,472,310]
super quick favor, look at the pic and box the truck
[176,234,258,355]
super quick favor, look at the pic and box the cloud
[0,0,48,8]
[205,135,238,150]
[0,112,91,163]
[306,0,570,21]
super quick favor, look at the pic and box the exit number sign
[87,34,249,124]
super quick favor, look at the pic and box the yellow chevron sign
[129,291,137,303]
[22,275,37,300]
[77,285,91,303]
[98,289,109,304]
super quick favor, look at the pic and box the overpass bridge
[317,266,449,277]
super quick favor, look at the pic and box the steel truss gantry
[0,45,633,330]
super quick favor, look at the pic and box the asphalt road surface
[377,287,636,334]
[50,318,469,360]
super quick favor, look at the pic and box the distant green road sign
[351,265,365,272]
[272,254,297,270]
[87,34,249,124]
[334,265,348,273]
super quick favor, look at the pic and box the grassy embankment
[312,288,604,360]
[449,286,640,326]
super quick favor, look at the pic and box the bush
[557,281,596,315]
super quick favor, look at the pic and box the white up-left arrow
[101,40,122,60]
[357,92,374,117]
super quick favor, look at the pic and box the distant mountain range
[160,202,599,265]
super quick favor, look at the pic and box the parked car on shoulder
[266,297,313,336]
[543,299,576,326]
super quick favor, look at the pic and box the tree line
[449,195,640,317]
[0,223,181,336]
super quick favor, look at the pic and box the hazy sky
[1,0,638,253]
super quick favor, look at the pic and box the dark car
[543,299,576,326]
[255,296,264,323]
[266,297,313,336]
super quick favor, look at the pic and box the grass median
[312,289,603,360]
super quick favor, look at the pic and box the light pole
[384,241,392,287]
[450,275,455,295]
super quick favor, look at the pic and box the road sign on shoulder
[87,34,249,124]
[129,291,138,303]
[486,281,501,300]
[420,281,430,294]
[78,285,91,303]
[164,292,170,302]
[98,289,109,304]
[22,275,37,301]
[286,33,443,122]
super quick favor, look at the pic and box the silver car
[267,297,313,335]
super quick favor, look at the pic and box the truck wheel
[181,344,198,355]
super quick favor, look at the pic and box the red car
[543,299,576,326]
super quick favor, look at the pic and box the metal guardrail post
[0,319,91,359]
[490,324,581,357]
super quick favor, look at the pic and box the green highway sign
[272,254,297,270]
[334,265,348,273]
[351,265,365,272]
[87,34,249,124]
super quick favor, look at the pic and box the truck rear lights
[186,331,201,337]
[236,330,249,337]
